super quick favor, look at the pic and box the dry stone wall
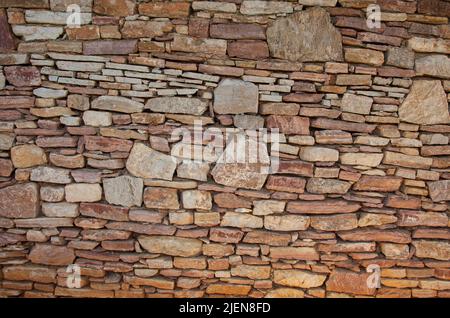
[0,0,450,298]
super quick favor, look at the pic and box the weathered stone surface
[126,143,176,180]
[240,1,293,15]
[399,80,450,125]
[29,244,75,266]
[143,187,179,210]
[92,96,143,113]
[30,166,71,184]
[383,151,432,169]
[0,183,39,218]
[121,21,172,39]
[65,183,102,203]
[287,200,360,214]
[0,158,13,177]
[341,93,373,115]
[210,23,265,40]
[345,48,384,66]
[428,180,450,202]
[0,9,16,52]
[264,215,309,231]
[84,136,132,153]
[340,153,383,167]
[408,37,450,54]
[172,34,227,55]
[83,110,112,127]
[211,142,269,190]
[206,284,251,296]
[270,247,319,260]
[266,115,310,135]
[306,178,351,194]
[2,265,56,283]
[311,214,358,231]
[146,97,207,115]
[80,203,128,221]
[139,2,190,18]
[386,46,415,69]
[93,0,135,16]
[177,161,209,182]
[42,202,78,218]
[4,66,40,86]
[228,40,270,60]
[182,190,212,211]
[265,288,305,298]
[265,176,306,193]
[413,240,450,261]
[300,147,339,162]
[214,79,258,114]
[326,269,375,296]
[11,144,47,168]
[266,8,342,62]
[338,229,411,243]
[25,10,91,25]
[83,40,137,55]
[354,176,403,192]
[274,270,327,288]
[221,212,263,229]
[103,176,143,207]
[415,55,450,79]
[12,25,63,41]
[138,235,202,257]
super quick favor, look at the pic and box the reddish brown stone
[338,229,411,243]
[139,2,190,18]
[421,146,450,157]
[385,195,421,210]
[228,40,269,60]
[84,136,133,153]
[0,96,35,109]
[80,203,129,221]
[418,0,450,16]
[276,161,314,177]
[210,227,244,244]
[2,265,56,283]
[0,158,13,177]
[4,66,41,86]
[143,187,179,210]
[93,0,135,16]
[243,230,291,246]
[265,176,306,193]
[83,40,137,55]
[66,25,100,41]
[189,17,209,38]
[0,183,39,218]
[0,9,16,52]
[311,118,376,133]
[213,193,252,209]
[36,136,78,148]
[210,23,266,40]
[353,176,403,192]
[266,115,310,135]
[283,93,324,103]
[287,200,361,214]
[29,244,75,266]
[326,269,376,296]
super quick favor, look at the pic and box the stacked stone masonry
[0,0,449,298]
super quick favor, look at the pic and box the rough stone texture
[126,143,176,180]
[0,183,39,218]
[214,79,258,114]
[103,176,143,207]
[399,80,450,125]
[0,0,449,299]
[266,8,342,62]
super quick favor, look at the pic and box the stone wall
[0,0,449,298]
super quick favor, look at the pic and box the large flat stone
[415,54,450,79]
[92,96,143,113]
[145,97,208,116]
[398,80,450,125]
[138,235,203,257]
[266,7,342,62]
[126,143,176,180]
[214,79,258,114]
[29,244,75,266]
[428,180,450,202]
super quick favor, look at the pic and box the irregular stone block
[0,183,39,218]
[145,97,207,115]
[4,66,41,86]
[143,187,179,210]
[138,235,203,257]
[92,96,143,113]
[29,244,75,266]
[11,144,47,168]
[274,270,326,288]
[126,143,176,180]
[214,79,258,114]
[266,7,342,62]
[103,175,143,207]
[399,80,450,125]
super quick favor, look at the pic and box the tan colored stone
[11,144,47,168]
[138,235,203,257]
